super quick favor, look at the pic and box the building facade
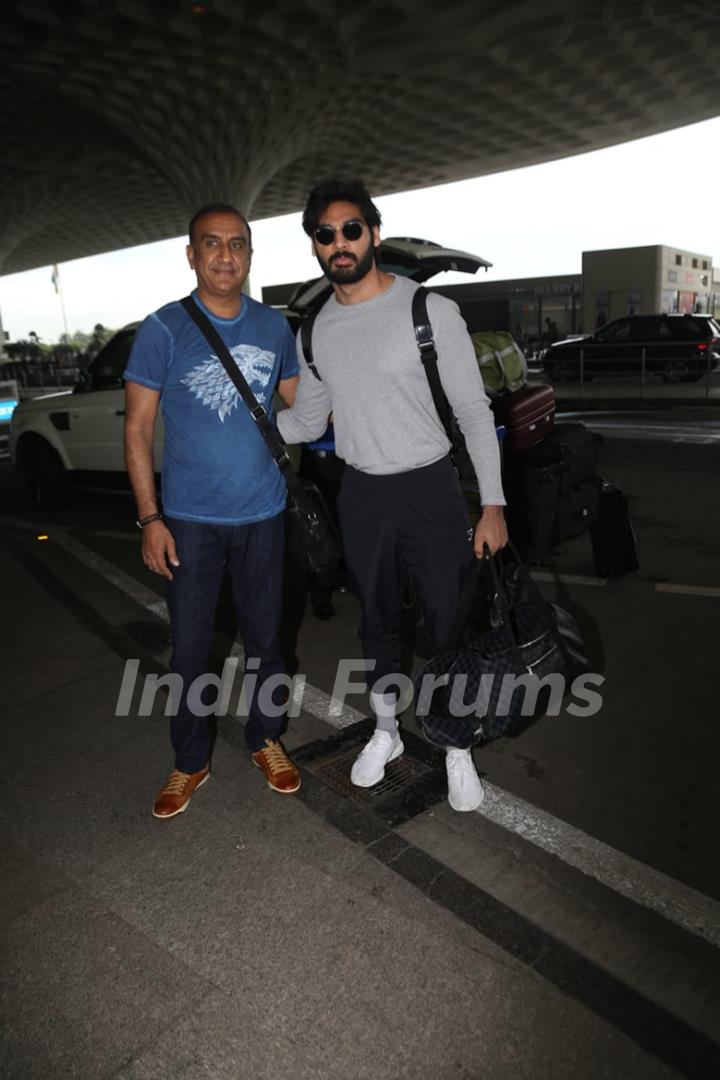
[435,275,582,346]
[581,245,714,331]
[438,245,715,346]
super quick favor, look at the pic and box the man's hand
[473,505,508,559]
[141,520,180,580]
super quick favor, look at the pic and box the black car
[542,314,720,383]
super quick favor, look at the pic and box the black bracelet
[136,512,163,529]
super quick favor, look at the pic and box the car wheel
[19,437,71,509]
[662,359,690,383]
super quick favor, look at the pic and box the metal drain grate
[296,721,449,826]
[310,744,434,803]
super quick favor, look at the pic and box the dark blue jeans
[164,513,286,771]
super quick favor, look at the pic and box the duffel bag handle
[483,540,575,673]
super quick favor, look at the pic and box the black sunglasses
[313,219,365,246]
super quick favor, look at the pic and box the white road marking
[530,571,607,587]
[602,430,720,446]
[655,583,720,599]
[299,682,365,728]
[52,529,169,621]
[578,422,720,446]
[477,781,720,950]
[12,521,720,942]
[52,528,364,730]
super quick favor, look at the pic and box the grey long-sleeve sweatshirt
[277,275,505,506]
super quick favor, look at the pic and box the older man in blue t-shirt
[124,203,300,819]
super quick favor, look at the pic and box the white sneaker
[350,730,404,788]
[446,748,485,812]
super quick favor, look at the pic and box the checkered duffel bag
[413,544,589,747]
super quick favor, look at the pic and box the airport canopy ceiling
[2,0,719,275]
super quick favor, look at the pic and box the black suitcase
[553,480,599,544]
[504,461,559,561]
[591,480,639,577]
[506,460,599,561]
[523,422,603,495]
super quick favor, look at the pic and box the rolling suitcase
[505,450,600,559]
[553,480,599,544]
[591,480,639,577]
[504,461,559,562]
[492,385,555,452]
[523,422,603,495]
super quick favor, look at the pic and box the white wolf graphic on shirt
[182,344,276,421]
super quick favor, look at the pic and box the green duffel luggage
[471,331,527,398]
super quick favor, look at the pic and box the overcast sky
[2,116,719,344]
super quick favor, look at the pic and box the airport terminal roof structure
[2,0,719,274]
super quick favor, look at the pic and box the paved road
[1,425,718,900]
[1,419,719,1079]
[530,369,720,404]
[559,407,720,445]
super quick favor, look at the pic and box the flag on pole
[51,263,69,339]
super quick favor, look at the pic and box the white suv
[9,324,160,508]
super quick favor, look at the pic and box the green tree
[7,337,45,361]
[88,323,114,359]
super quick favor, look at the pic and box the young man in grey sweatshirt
[277,177,507,811]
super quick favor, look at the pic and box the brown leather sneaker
[252,739,301,794]
[152,765,210,819]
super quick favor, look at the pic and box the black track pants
[337,456,476,685]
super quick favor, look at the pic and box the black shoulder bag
[180,296,341,574]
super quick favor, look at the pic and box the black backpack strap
[412,286,455,444]
[300,304,323,381]
[412,286,473,481]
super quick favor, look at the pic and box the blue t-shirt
[124,291,299,524]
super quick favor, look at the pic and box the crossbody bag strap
[299,303,324,381]
[179,295,306,504]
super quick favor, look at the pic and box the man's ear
[371,225,381,248]
[186,243,195,270]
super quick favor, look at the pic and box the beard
[318,241,376,285]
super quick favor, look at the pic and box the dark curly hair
[302,178,382,237]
